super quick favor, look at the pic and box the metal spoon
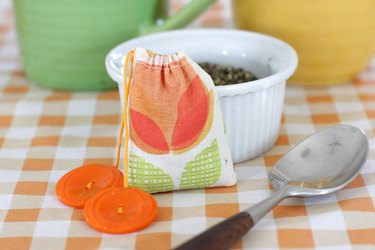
[175,124,369,250]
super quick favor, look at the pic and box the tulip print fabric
[121,48,236,193]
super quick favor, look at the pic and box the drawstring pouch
[120,48,236,193]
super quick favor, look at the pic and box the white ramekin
[105,29,298,163]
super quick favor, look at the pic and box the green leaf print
[128,154,174,193]
[180,139,221,189]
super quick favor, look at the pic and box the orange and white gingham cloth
[1,0,375,249]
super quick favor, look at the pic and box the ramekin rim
[105,28,298,97]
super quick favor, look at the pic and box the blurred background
[0,0,233,89]
[2,0,375,90]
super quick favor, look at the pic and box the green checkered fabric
[128,154,174,193]
[128,139,222,193]
[180,139,221,189]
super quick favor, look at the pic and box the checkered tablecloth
[1,0,375,249]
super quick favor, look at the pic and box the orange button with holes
[55,164,123,208]
[83,186,158,234]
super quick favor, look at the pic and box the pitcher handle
[141,0,216,34]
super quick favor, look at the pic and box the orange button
[84,186,158,234]
[55,164,123,208]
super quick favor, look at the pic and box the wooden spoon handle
[174,211,254,250]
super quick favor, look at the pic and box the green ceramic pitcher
[14,0,215,91]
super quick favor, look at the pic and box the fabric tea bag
[120,48,236,193]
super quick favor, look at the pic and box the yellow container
[233,0,375,85]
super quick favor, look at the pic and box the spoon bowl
[270,124,369,196]
[175,124,369,250]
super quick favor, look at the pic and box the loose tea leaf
[199,62,256,86]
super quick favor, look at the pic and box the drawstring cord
[114,50,134,188]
